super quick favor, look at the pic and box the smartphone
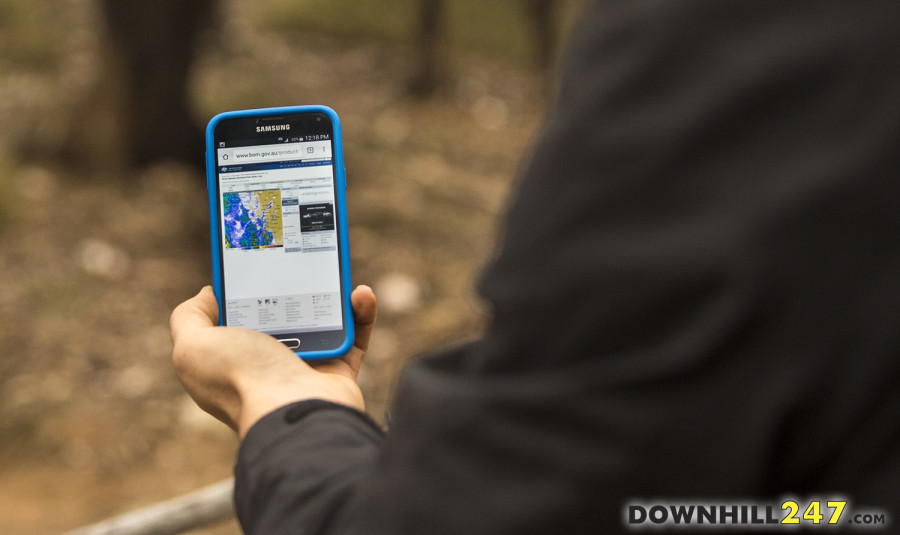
[205,105,353,360]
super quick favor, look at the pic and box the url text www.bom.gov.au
[623,499,889,530]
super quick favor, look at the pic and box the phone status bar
[218,134,330,149]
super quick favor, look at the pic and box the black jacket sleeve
[234,1,900,533]
[234,400,384,535]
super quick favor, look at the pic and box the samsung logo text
[256,125,290,132]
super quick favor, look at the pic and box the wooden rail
[62,478,234,535]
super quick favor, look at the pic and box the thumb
[170,286,220,341]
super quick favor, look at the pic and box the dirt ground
[0,2,547,533]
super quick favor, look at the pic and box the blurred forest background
[0,0,583,533]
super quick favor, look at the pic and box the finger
[350,285,377,352]
[324,285,376,377]
[170,286,220,340]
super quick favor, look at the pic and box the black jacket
[235,1,900,533]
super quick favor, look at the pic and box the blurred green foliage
[262,0,553,65]
[263,0,415,42]
[0,0,67,71]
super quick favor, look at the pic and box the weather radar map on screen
[222,190,284,249]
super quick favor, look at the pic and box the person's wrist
[233,364,303,437]
[233,366,364,438]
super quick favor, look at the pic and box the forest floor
[0,3,548,533]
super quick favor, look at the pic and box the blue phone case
[205,105,354,360]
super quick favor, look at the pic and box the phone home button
[278,338,301,349]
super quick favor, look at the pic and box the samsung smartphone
[206,105,353,360]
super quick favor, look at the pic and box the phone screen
[209,109,350,354]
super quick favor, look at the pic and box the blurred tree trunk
[408,0,444,97]
[407,0,561,98]
[527,0,557,74]
[63,0,217,173]
[526,0,559,96]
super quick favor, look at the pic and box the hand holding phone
[206,106,353,360]
[170,284,376,436]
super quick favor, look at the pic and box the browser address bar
[218,141,331,166]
